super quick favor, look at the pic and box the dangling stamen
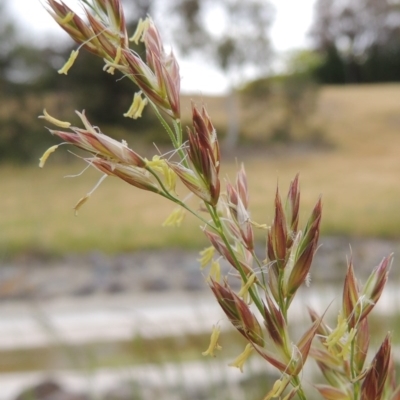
[73,174,108,216]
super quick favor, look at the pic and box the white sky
[8,0,317,94]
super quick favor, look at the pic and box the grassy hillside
[1,84,400,257]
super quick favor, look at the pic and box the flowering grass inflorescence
[40,1,398,399]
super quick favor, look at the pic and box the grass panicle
[39,1,398,399]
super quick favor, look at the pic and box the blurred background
[1,0,400,399]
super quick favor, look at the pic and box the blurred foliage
[239,50,326,146]
[168,0,274,76]
[310,0,400,83]
[0,0,275,163]
[0,3,166,164]
[46,44,161,142]
[2,0,400,162]
[166,0,275,149]
[0,2,57,163]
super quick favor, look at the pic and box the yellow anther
[250,220,268,229]
[202,325,222,357]
[146,155,163,170]
[123,91,148,119]
[238,273,256,303]
[162,207,186,227]
[209,260,221,281]
[58,50,79,75]
[57,11,74,25]
[263,376,290,399]
[198,246,215,269]
[163,165,177,192]
[72,175,107,216]
[114,46,122,64]
[129,17,151,44]
[106,46,122,75]
[146,156,176,192]
[229,343,253,372]
[39,145,59,168]
[39,109,71,128]
[73,194,90,216]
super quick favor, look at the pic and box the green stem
[150,103,189,168]
[251,250,268,289]
[150,102,179,147]
[173,119,183,147]
[350,336,359,400]
[172,119,190,169]
[291,376,307,400]
[145,166,214,229]
[175,199,212,229]
[278,271,288,321]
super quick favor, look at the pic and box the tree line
[1,0,399,163]
[310,0,400,84]
[0,0,273,163]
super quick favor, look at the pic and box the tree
[310,0,400,83]
[0,0,63,162]
[165,0,274,149]
[90,0,274,149]
[240,50,324,146]
[0,0,274,162]
[36,0,277,147]
[0,0,27,93]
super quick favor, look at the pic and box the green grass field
[1,84,400,257]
